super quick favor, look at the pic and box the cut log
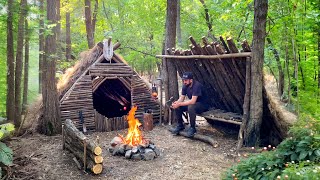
[64,119,102,156]
[63,119,103,174]
[168,128,219,148]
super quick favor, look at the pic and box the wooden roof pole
[155,52,252,59]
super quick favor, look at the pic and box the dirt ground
[8,120,239,180]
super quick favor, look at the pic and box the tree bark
[39,0,45,93]
[22,19,29,114]
[266,37,284,97]
[92,0,99,36]
[163,0,178,124]
[176,0,182,47]
[244,0,268,147]
[38,0,62,135]
[199,0,217,41]
[14,0,28,127]
[6,0,15,122]
[84,0,95,48]
[65,0,72,61]
[56,0,62,60]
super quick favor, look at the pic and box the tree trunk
[65,0,72,61]
[244,0,268,147]
[14,0,28,127]
[176,0,182,47]
[92,0,98,36]
[266,37,284,97]
[162,0,178,124]
[84,0,95,48]
[6,0,15,122]
[56,0,62,60]
[199,0,217,41]
[39,0,45,93]
[38,0,61,135]
[22,19,29,114]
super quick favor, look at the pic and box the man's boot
[172,124,185,135]
[186,127,196,138]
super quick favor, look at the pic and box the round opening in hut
[92,77,131,118]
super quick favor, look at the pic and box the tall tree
[56,0,62,59]
[199,0,217,41]
[176,0,182,47]
[22,18,29,114]
[266,37,284,97]
[14,0,28,127]
[38,0,61,135]
[39,0,45,93]
[84,0,98,48]
[6,0,15,122]
[162,0,178,124]
[244,0,268,146]
[65,0,72,61]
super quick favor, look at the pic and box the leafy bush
[0,123,15,178]
[223,115,320,180]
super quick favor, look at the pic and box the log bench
[198,108,242,125]
[181,108,243,126]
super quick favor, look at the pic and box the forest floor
[8,120,239,180]
[7,74,296,180]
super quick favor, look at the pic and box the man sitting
[171,72,209,137]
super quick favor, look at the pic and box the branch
[120,46,155,57]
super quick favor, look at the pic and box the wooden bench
[199,109,242,125]
[182,108,243,126]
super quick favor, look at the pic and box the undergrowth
[223,114,320,180]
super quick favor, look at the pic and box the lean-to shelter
[157,36,296,146]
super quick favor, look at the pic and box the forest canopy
[0,0,319,120]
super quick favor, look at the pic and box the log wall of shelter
[132,75,161,122]
[168,36,251,114]
[95,110,128,132]
[60,75,95,130]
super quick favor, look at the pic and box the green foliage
[281,162,320,179]
[223,115,320,179]
[0,142,13,166]
[0,123,15,140]
[0,123,15,173]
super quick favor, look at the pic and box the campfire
[108,106,160,160]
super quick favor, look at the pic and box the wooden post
[237,57,251,152]
[83,139,87,170]
[62,125,65,150]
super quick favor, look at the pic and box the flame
[124,106,143,146]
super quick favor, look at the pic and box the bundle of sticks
[63,119,103,174]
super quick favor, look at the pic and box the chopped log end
[227,37,232,40]
[94,155,104,164]
[92,164,103,174]
[94,146,102,156]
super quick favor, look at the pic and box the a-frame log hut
[58,41,160,132]
[157,36,295,146]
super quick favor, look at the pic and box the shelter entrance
[92,77,132,118]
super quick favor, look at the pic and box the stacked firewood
[63,119,103,174]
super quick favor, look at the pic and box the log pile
[63,119,103,174]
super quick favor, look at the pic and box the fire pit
[108,106,160,160]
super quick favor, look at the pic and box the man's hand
[171,101,180,109]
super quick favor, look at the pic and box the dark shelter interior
[92,78,131,118]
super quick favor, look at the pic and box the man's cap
[182,72,193,80]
